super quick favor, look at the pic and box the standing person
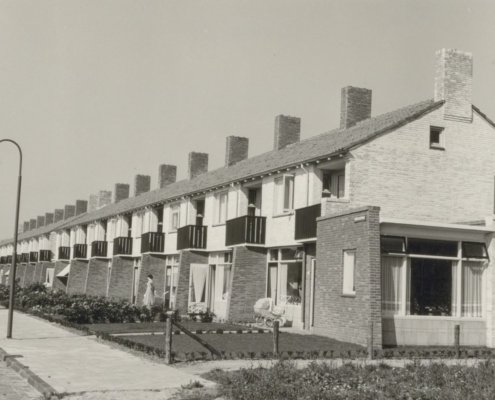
[143,274,155,309]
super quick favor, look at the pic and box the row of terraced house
[1,48,495,349]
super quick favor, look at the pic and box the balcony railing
[20,253,29,263]
[295,203,322,241]
[177,225,207,250]
[73,244,87,259]
[29,252,38,263]
[58,246,70,260]
[141,232,165,253]
[6,255,12,264]
[0,256,6,264]
[39,250,52,262]
[91,241,108,258]
[226,215,266,246]
[113,237,133,256]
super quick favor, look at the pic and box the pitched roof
[4,98,442,245]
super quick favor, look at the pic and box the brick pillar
[274,115,300,150]
[66,260,89,295]
[107,257,135,302]
[340,86,372,129]
[158,164,177,189]
[137,254,166,306]
[188,152,208,180]
[176,250,208,314]
[85,258,109,296]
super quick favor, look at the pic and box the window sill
[384,314,484,321]
[168,230,178,234]
[323,197,350,203]
[272,211,294,219]
[429,144,445,151]
[212,223,226,227]
[341,293,356,298]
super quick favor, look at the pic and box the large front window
[166,255,179,309]
[381,236,487,318]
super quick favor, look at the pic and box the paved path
[0,361,43,400]
[0,309,213,398]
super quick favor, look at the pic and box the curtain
[278,263,288,304]
[381,256,402,313]
[191,264,207,303]
[462,261,483,317]
[451,261,458,316]
[223,265,231,299]
[269,265,278,300]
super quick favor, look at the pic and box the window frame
[429,126,445,150]
[273,174,295,215]
[169,204,181,232]
[214,191,229,225]
[342,249,356,296]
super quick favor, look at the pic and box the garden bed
[196,361,495,400]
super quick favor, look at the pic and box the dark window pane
[410,258,452,316]
[407,238,457,257]
[462,242,488,259]
[381,236,406,253]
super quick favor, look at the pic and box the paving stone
[0,362,43,400]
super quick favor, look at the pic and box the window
[462,242,488,259]
[267,247,303,305]
[381,256,403,314]
[430,126,445,149]
[155,206,164,233]
[381,236,406,254]
[166,255,179,308]
[342,250,356,295]
[273,175,294,214]
[170,204,180,231]
[214,192,228,225]
[322,169,346,198]
[407,238,457,257]
[462,261,483,317]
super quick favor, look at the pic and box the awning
[56,264,71,278]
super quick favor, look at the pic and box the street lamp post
[0,139,23,339]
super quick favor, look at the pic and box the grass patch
[199,360,495,399]
[119,331,362,355]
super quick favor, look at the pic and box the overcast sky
[0,0,494,240]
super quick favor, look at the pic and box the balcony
[141,232,165,253]
[113,237,133,256]
[177,225,207,250]
[20,253,29,263]
[295,203,321,241]
[6,255,12,264]
[0,256,6,264]
[73,244,88,259]
[226,215,266,246]
[39,250,52,262]
[29,252,38,263]
[91,241,108,258]
[58,246,70,260]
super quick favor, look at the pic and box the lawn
[177,361,495,400]
[119,331,363,355]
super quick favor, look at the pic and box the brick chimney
[434,48,473,123]
[97,191,112,209]
[225,136,249,166]
[23,221,30,232]
[45,213,54,225]
[340,86,372,129]
[134,175,151,196]
[37,216,45,228]
[75,200,88,216]
[88,194,98,212]
[29,219,37,230]
[158,164,177,189]
[188,152,209,179]
[64,205,75,219]
[274,115,301,150]
[54,209,64,223]
[114,183,130,203]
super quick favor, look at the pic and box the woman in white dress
[143,274,155,309]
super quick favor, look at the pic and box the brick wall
[107,256,134,302]
[228,246,267,322]
[134,175,151,197]
[75,200,88,216]
[340,86,372,129]
[85,258,109,296]
[37,216,45,228]
[303,242,316,330]
[225,136,249,166]
[33,263,43,283]
[23,264,36,286]
[45,213,54,225]
[347,107,495,223]
[274,115,300,150]
[38,262,52,284]
[136,254,166,306]
[114,183,130,203]
[64,205,75,219]
[314,206,382,348]
[52,261,69,292]
[67,260,89,295]
[54,209,64,223]
[16,264,27,287]
[176,250,208,314]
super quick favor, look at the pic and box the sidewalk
[0,309,213,399]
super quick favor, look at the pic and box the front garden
[187,361,495,400]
